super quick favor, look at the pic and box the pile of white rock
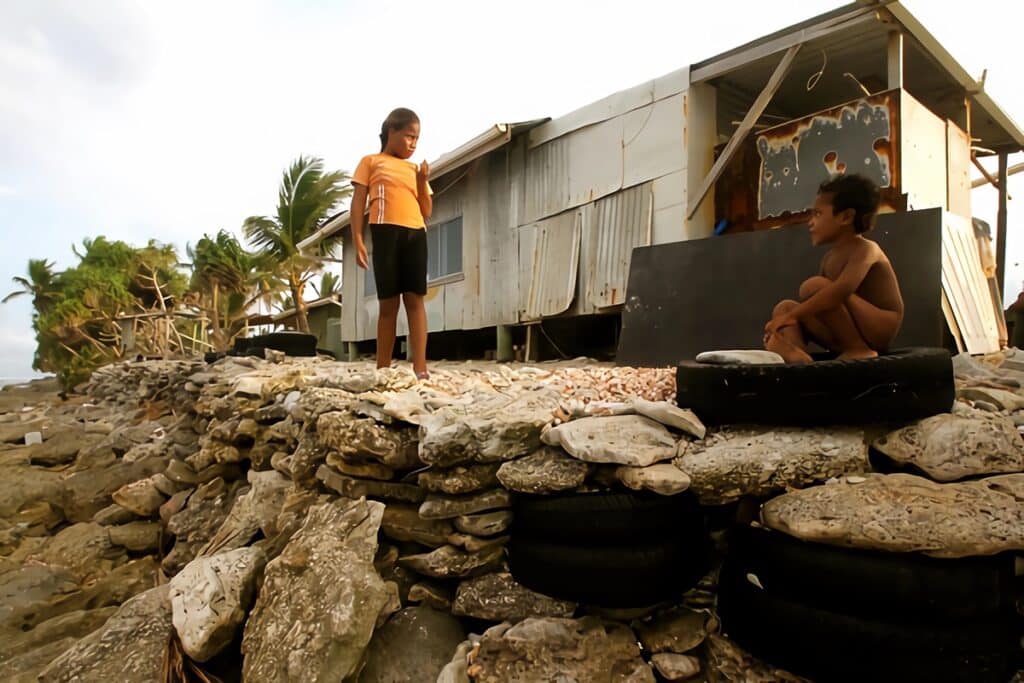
[0,348,1021,682]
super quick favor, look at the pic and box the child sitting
[763,174,904,364]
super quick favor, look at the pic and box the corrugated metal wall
[520,211,581,320]
[340,81,690,342]
[583,183,653,310]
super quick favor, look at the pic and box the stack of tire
[508,490,711,608]
[677,348,1022,681]
[675,348,956,426]
[718,523,1020,682]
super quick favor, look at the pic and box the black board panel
[617,208,944,367]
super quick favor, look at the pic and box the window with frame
[427,216,463,282]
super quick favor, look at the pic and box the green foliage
[187,230,281,349]
[312,271,341,299]
[10,236,188,389]
[243,156,350,331]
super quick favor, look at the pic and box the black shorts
[370,224,427,299]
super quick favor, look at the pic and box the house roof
[271,293,341,323]
[297,119,548,252]
[689,1,1024,153]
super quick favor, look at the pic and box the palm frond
[242,216,286,256]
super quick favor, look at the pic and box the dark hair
[379,108,420,152]
[818,174,881,233]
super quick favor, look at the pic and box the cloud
[0,185,14,195]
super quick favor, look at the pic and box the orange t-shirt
[352,153,432,229]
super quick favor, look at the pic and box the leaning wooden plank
[940,289,965,354]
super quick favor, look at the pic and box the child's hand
[355,241,369,270]
[417,160,430,184]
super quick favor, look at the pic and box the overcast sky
[1,0,1021,381]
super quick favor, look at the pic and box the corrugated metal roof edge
[271,293,342,322]
[884,2,1024,152]
[297,119,548,252]
[689,1,1023,152]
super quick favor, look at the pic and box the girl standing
[350,108,432,379]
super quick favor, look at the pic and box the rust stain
[716,91,904,230]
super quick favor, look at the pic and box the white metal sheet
[568,117,624,208]
[622,94,686,188]
[946,120,971,218]
[528,79,655,149]
[584,184,653,309]
[424,284,445,334]
[900,92,948,212]
[443,279,465,330]
[521,211,581,321]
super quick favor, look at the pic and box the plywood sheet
[941,213,1000,354]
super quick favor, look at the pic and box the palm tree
[242,156,350,332]
[3,259,58,315]
[311,271,341,299]
[188,230,281,350]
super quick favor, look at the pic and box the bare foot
[766,331,813,365]
[838,348,878,361]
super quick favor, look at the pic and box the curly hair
[818,174,881,233]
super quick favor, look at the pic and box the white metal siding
[622,93,686,188]
[523,137,570,225]
[521,211,581,321]
[584,183,653,309]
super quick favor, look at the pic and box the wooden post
[687,44,802,220]
[496,325,513,362]
[996,152,1009,297]
[887,31,903,90]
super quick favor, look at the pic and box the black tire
[245,345,268,358]
[728,523,1016,621]
[509,537,709,607]
[511,490,706,545]
[259,332,318,357]
[676,347,954,425]
[717,564,1021,683]
[233,332,318,357]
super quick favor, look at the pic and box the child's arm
[350,183,369,269]
[768,241,878,332]
[417,161,432,221]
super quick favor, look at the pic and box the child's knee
[799,276,831,300]
[378,297,401,317]
[401,292,424,310]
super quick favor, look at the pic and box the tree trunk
[210,282,225,351]
[290,275,309,332]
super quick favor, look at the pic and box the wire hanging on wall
[807,50,827,91]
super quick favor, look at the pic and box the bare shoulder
[853,236,885,261]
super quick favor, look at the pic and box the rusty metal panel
[520,211,581,321]
[756,93,896,219]
[523,137,570,224]
[584,184,653,309]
